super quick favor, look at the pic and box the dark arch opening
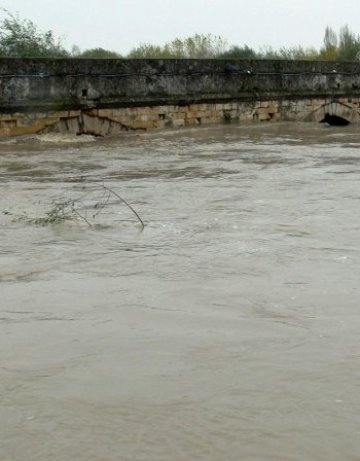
[320,113,350,126]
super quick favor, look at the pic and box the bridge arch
[39,111,140,136]
[310,101,360,125]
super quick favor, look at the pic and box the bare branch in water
[101,185,145,230]
[3,184,145,230]
[70,203,92,227]
[92,187,111,219]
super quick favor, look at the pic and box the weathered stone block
[172,119,185,127]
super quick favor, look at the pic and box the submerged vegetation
[2,185,145,230]
[1,8,360,61]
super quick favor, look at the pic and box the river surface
[1,123,360,461]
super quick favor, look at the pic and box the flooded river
[1,123,360,460]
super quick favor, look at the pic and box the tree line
[1,9,360,61]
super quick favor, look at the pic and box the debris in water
[2,185,145,230]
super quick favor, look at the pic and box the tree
[318,25,360,61]
[319,26,338,60]
[128,34,228,59]
[127,43,171,59]
[0,9,69,57]
[164,34,228,58]
[219,45,258,59]
[337,25,360,61]
[274,46,318,60]
[75,47,122,59]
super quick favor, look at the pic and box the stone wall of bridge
[1,58,360,136]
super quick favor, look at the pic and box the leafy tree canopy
[319,25,360,61]
[129,34,228,59]
[219,45,258,59]
[1,9,360,62]
[0,9,69,57]
[74,47,122,59]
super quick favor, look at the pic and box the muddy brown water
[1,123,360,461]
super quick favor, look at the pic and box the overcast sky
[1,0,360,54]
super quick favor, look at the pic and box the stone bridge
[1,58,360,136]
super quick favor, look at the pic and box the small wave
[33,133,96,143]
[0,133,96,145]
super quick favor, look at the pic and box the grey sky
[2,0,360,54]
